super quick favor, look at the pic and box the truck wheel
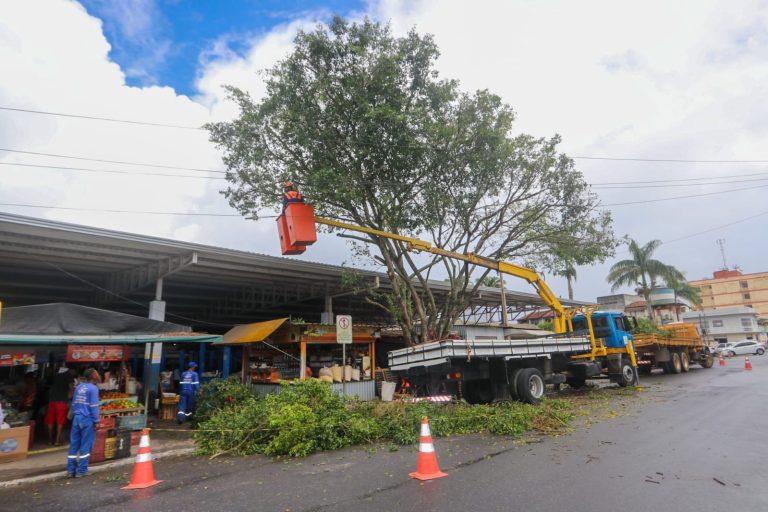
[616,364,635,387]
[680,351,690,372]
[508,368,523,400]
[668,352,682,374]
[516,368,545,405]
[700,354,714,368]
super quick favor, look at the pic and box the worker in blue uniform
[177,361,200,424]
[67,368,101,478]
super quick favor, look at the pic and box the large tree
[208,18,616,345]
[607,238,683,319]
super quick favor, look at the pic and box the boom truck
[277,199,643,404]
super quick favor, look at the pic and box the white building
[681,307,766,344]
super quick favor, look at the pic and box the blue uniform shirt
[71,382,100,423]
[179,370,200,394]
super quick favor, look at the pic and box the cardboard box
[0,426,31,463]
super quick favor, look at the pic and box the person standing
[67,368,100,478]
[46,367,76,446]
[159,365,174,394]
[177,362,200,424]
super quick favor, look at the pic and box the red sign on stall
[66,345,129,363]
[0,353,35,366]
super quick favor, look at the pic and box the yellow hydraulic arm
[314,217,568,333]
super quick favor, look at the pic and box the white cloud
[2,0,767,305]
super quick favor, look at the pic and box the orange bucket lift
[277,202,317,255]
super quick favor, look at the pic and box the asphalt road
[4,354,767,512]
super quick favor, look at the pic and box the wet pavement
[2,354,766,511]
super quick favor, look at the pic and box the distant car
[719,340,765,357]
[712,343,729,355]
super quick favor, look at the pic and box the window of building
[746,304,753,308]
[743,293,751,300]
[740,281,749,289]
[741,318,753,328]
[712,320,724,327]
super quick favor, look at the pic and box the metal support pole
[498,273,509,327]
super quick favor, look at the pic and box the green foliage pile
[193,380,574,458]
[631,317,672,338]
[193,377,257,426]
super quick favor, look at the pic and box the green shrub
[194,378,255,426]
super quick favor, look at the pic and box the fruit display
[101,399,140,412]
[99,391,129,399]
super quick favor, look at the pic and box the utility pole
[716,239,727,270]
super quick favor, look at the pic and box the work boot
[75,472,89,478]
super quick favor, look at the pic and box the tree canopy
[208,18,616,344]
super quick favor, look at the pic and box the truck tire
[680,351,690,372]
[516,368,546,405]
[668,352,682,374]
[700,353,714,368]
[508,368,523,400]
[616,363,635,387]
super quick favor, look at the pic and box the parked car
[718,340,765,357]
[712,342,729,355]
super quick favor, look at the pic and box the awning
[217,318,289,345]
[0,334,222,345]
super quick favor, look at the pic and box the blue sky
[80,0,367,97]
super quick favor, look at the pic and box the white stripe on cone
[139,435,150,448]
[136,453,152,463]
[419,443,435,453]
[420,423,431,437]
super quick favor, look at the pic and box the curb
[0,447,195,489]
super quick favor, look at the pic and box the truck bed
[632,335,705,350]
[388,336,592,371]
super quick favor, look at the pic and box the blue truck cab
[571,311,635,348]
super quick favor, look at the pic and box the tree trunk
[567,276,574,301]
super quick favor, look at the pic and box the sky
[2,0,768,305]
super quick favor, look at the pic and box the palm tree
[557,263,577,301]
[665,276,702,321]
[606,238,683,320]
[476,275,501,288]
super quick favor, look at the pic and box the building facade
[597,294,643,312]
[689,270,768,320]
[681,307,766,344]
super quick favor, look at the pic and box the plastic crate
[116,414,146,430]
[115,429,132,459]
[96,416,116,430]
[104,436,117,460]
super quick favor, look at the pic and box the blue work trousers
[177,391,195,422]
[67,416,95,475]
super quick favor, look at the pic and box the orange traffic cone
[745,356,753,371]
[719,353,725,366]
[122,429,162,490]
[409,417,447,481]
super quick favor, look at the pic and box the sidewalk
[0,419,195,487]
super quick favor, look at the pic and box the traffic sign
[336,315,353,344]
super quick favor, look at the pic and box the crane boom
[314,216,567,333]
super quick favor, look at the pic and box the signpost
[336,315,352,395]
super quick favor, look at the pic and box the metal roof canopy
[0,212,590,331]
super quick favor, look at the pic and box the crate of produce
[90,428,109,463]
[101,399,143,414]
[104,436,117,460]
[161,395,179,405]
[96,416,116,431]
[116,414,147,430]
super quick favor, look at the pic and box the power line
[0,106,205,131]
[604,183,768,206]
[593,176,768,189]
[594,170,768,185]
[0,148,223,173]
[573,155,768,163]
[0,203,247,217]
[662,210,768,245]
[0,162,223,180]
[3,105,768,164]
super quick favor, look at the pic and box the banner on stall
[66,345,129,363]
[0,353,35,366]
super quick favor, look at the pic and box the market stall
[218,318,378,400]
